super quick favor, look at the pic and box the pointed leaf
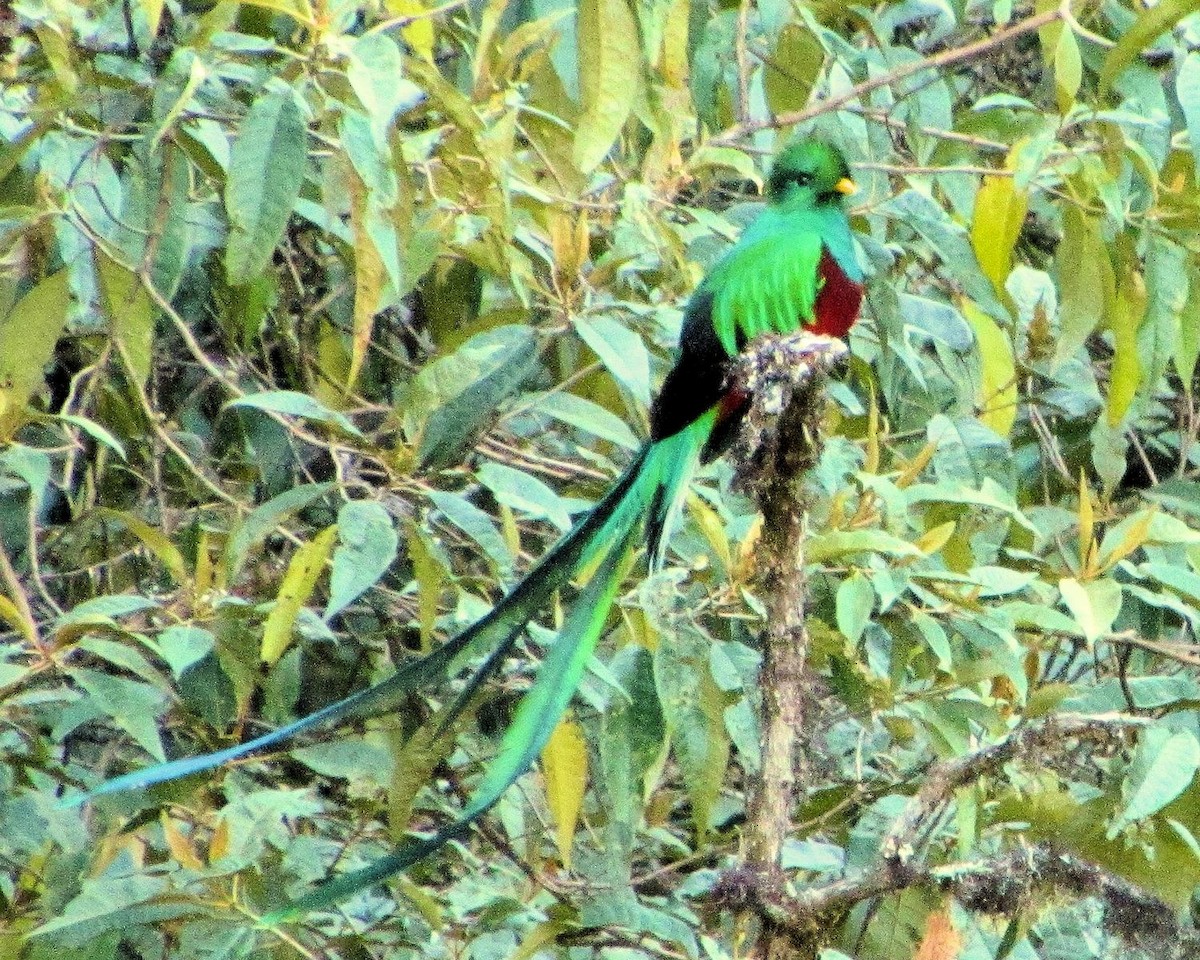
[97,251,155,387]
[1111,730,1200,835]
[227,390,363,438]
[542,716,587,868]
[1059,576,1122,645]
[971,175,1027,299]
[0,270,71,438]
[574,0,639,172]
[1100,0,1200,96]
[478,462,573,532]
[963,299,1017,437]
[1054,207,1107,369]
[325,501,398,621]
[225,86,307,285]
[261,524,338,664]
[1107,266,1146,426]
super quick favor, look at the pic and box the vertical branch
[744,493,809,873]
[726,333,848,958]
[735,0,753,125]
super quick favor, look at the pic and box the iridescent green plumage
[67,140,864,921]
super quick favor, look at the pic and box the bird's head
[765,141,857,207]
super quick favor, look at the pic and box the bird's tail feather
[62,445,652,807]
[262,530,637,923]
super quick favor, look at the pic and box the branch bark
[727,332,848,959]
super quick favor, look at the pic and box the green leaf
[1176,267,1200,386]
[655,623,729,840]
[95,508,189,584]
[30,875,184,944]
[227,390,364,438]
[1100,0,1200,97]
[836,573,874,644]
[427,490,514,583]
[65,667,169,761]
[1054,207,1106,369]
[1110,730,1200,836]
[1106,265,1146,426]
[1177,54,1200,184]
[224,482,335,580]
[532,391,640,450]
[417,325,540,469]
[407,522,445,652]
[147,144,194,299]
[763,23,824,115]
[477,461,573,532]
[963,299,1017,437]
[580,890,698,957]
[54,414,127,460]
[347,32,422,138]
[346,167,386,390]
[152,625,215,679]
[806,530,921,564]
[1054,26,1082,112]
[573,316,651,407]
[600,644,665,842]
[574,0,639,172]
[1058,577,1122,645]
[684,146,760,185]
[97,252,156,388]
[324,501,398,621]
[225,85,307,285]
[0,270,71,438]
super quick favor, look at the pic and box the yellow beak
[834,177,858,196]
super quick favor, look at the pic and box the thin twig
[711,6,1065,144]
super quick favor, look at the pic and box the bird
[66,139,864,920]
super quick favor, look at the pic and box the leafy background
[4,0,1200,957]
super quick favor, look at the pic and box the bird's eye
[791,172,813,187]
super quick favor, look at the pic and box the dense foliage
[6,0,1200,957]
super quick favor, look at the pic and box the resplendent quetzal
[68,139,864,919]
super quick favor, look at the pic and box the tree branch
[711,6,1064,145]
[715,713,1190,958]
[726,332,848,958]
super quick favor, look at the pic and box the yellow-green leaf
[96,509,189,584]
[160,812,204,870]
[963,299,1018,437]
[0,594,37,648]
[97,251,156,388]
[0,270,72,438]
[348,170,384,389]
[1055,27,1082,113]
[971,173,1027,299]
[687,493,731,573]
[1059,576,1122,645]
[574,0,639,173]
[1107,267,1147,426]
[140,0,166,37]
[407,523,444,654]
[542,716,587,868]
[1100,0,1200,97]
[261,524,338,664]
[385,0,435,62]
[762,24,824,115]
[238,0,315,26]
[1054,207,1108,369]
[33,23,78,95]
